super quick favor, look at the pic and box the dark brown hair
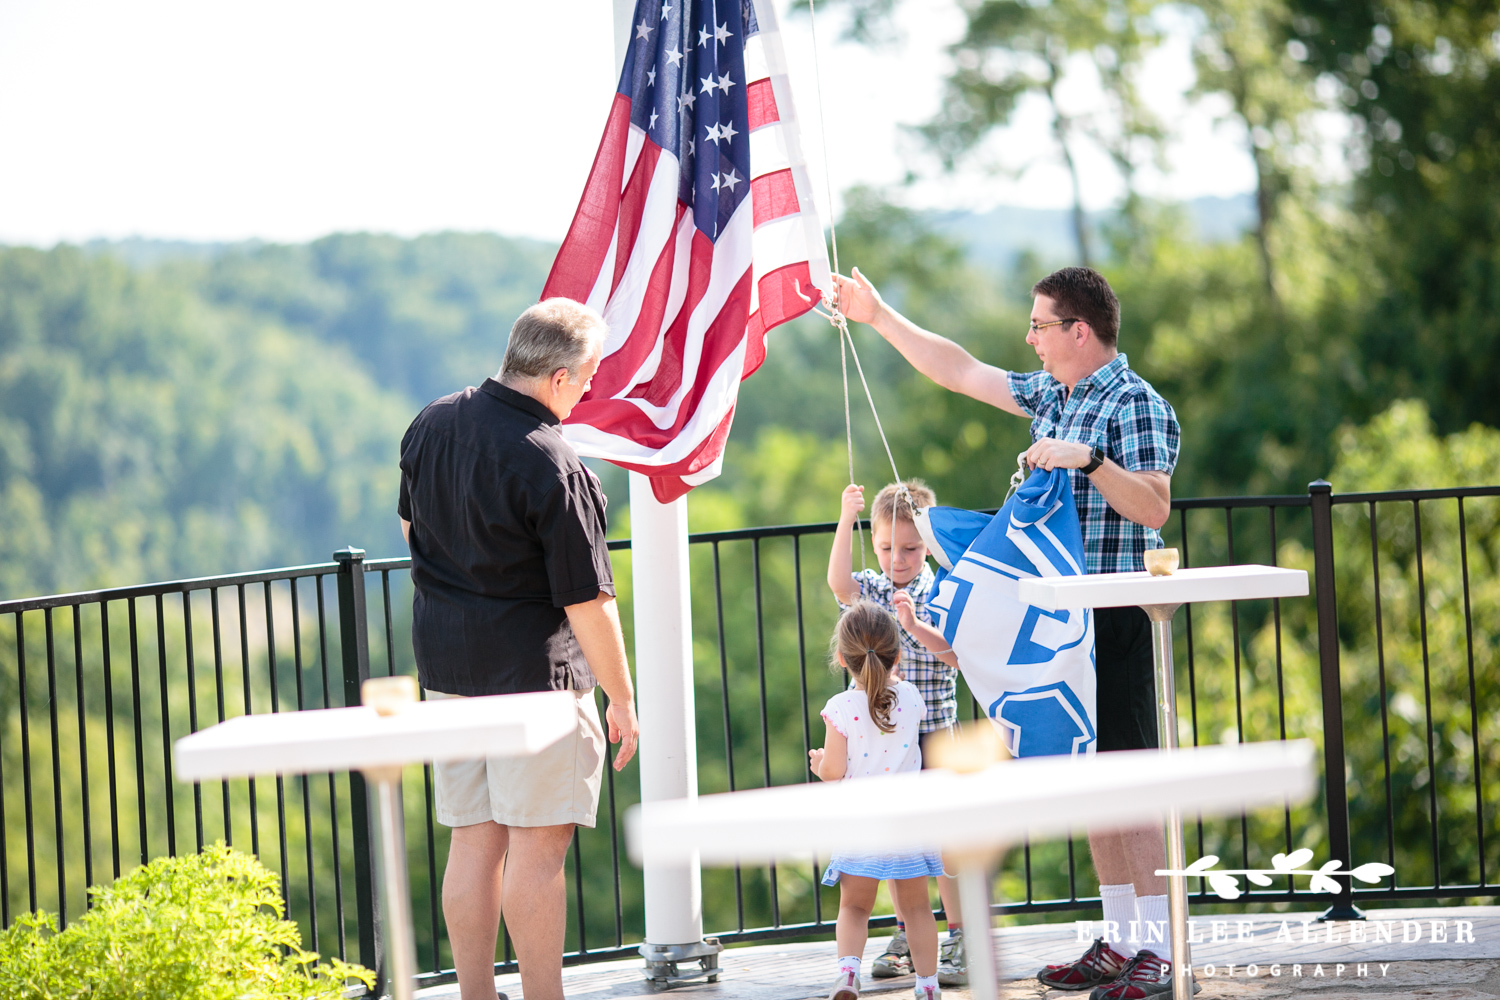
[1031,267,1121,348]
[871,478,937,528]
[831,601,901,733]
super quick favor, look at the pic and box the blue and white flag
[913,468,1096,758]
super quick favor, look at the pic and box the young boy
[826,479,969,987]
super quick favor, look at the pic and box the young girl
[810,601,943,1000]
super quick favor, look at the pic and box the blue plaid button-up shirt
[836,564,957,733]
[1008,354,1180,575]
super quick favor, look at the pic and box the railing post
[335,547,384,977]
[1309,482,1361,920]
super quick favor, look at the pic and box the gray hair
[499,299,607,385]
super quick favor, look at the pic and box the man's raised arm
[831,268,1026,418]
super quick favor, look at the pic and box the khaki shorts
[426,688,605,829]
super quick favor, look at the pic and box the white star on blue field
[620,0,756,239]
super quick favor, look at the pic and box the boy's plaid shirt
[837,564,957,733]
[1008,353,1180,575]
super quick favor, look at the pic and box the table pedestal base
[367,766,418,1000]
[1144,604,1194,1000]
[949,852,1002,1000]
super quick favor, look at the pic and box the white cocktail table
[1018,563,1309,1000]
[175,688,576,1000]
[630,740,1315,1000]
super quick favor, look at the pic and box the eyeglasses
[1029,317,1078,334]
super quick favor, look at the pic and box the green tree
[191,232,556,408]
[921,0,1163,267]
[1185,0,1321,305]
[0,247,410,596]
[1288,1,1500,434]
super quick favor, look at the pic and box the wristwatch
[1081,445,1106,475]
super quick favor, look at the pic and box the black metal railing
[1,480,1497,989]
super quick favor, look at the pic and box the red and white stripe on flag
[542,0,831,503]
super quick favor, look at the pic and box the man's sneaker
[1088,949,1200,999]
[1036,938,1129,991]
[828,967,861,1000]
[872,929,912,978]
[914,984,941,1000]
[936,928,967,987]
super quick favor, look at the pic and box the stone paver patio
[416,906,1500,1000]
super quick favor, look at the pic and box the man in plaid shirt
[832,266,1184,1000]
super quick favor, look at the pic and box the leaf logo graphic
[1271,849,1314,871]
[1308,873,1342,894]
[1208,873,1241,899]
[1351,862,1395,883]
[1159,849,1395,897]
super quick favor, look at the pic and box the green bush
[0,843,374,999]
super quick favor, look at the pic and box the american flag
[543,0,831,502]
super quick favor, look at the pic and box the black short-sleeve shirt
[398,379,613,696]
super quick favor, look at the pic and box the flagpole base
[640,939,723,985]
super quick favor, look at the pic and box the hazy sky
[0,0,1266,247]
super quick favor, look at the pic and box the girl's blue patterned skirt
[821,850,946,886]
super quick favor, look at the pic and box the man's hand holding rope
[828,268,884,325]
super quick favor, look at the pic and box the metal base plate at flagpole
[640,939,724,985]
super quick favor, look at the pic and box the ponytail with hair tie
[832,601,902,733]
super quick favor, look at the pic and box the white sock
[916,974,939,991]
[1135,894,1171,961]
[839,955,862,977]
[1099,883,1139,958]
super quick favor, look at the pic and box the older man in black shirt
[398,298,638,1000]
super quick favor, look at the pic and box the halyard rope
[805,0,915,573]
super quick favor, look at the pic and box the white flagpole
[612,0,721,983]
[627,476,712,952]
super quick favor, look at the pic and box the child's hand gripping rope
[840,483,866,522]
[892,590,918,632]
